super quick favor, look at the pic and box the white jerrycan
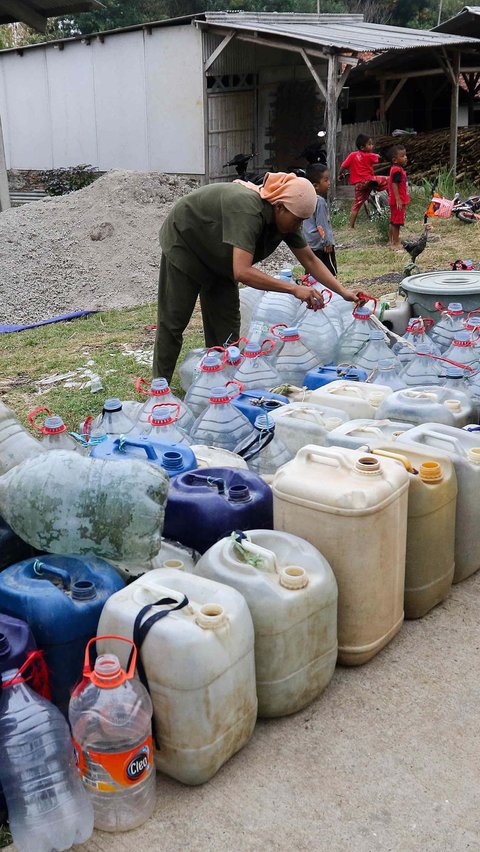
[399,423,480,583]
[272,446,409,666]
[326,418,413,450]
[269,402,346,456]
[291,380,392,420]
[375,386,474,427]
[193,529,337,717]
[97,568,257,785]
[369,443,457,619]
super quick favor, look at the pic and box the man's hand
[342,288,371,304]
[294,285,324,310]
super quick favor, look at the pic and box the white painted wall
[0,24,205,173]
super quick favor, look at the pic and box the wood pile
[371,127,480,184]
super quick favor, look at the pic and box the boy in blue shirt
[302,163,337,275]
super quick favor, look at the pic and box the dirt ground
[14,569,472,852]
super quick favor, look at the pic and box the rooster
[402,222,432,276]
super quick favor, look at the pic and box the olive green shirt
[160,182,306,285]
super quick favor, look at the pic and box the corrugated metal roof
[0,1,104,26]
[434,5,480,36]
[202,11,480,53]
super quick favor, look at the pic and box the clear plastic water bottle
[443,330,480,371]
[86,398,135,441]
[442,363,469,390]
[238,414,292,476]
[430,302,465,352]
[28,407,81,452]
[368,358,406,390]
[295,296,339,366]
[248,276,299,342]
[69,637,156,832]
[336,306,378,364]
[178,348,207,394]
[392,318,440,366]
[239,288,263,338]
[355,330,397,374]
[271,326,320,386]
[190,386,255,452]
[134,377,194,433]
[139,403,192,446]
[185,353,228,417]
[0,635,94,852]
[232,341,280,390]
[399,345,443,386]
[463,313,480,346]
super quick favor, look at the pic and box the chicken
[402,223,432,275]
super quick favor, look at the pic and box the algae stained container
[272,446,409,665]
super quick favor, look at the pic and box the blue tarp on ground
[0,310,97,333]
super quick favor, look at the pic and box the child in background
[338,133,388,229]
[388,145,410,249]
[303,163,337,276]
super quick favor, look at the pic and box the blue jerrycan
[231,389,290,424]
[90,436,197,477]
[303,364,368,390]
[163,467,273,553]
[0,555,124,715]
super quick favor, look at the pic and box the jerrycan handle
[416,428,462,454]
[281,406,330,426]
[296,444,351,470]
[31,558,71,589]
[28,406,52,432]
[230,531,278,573]
[114,438,159,460]
[328,383,362,397]
[83,635,137,685]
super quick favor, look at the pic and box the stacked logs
[372,127,480,184]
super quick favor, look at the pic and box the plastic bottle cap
[353,306,372,319]
[281,327,300,340]
[254,414,274,431]
[446,365,464,377]
[447,303,463,314]
[195,603,227,629]
[279,566,309,590]
[419,461,443,483]
[468,448,480,464]
[209,387,231,404]
[226,346,241,363]
[71,580,96,601]
[452,331,472,346]
[466,318,480,329]
[162,450,184,471]
[355,455,382,474]
[103,397,123,412]
[162,559,185,570]
[43,415,67,434]
[244,343,261,357]
[92,653,125,687]
[201,354,224,371]
[150,378,170,395]
[445,399,461,412]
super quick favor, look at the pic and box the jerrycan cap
[43,415,67,434]
[201,353,224,371]
[353,306,372,319]
[452,330,473,347]
[445,399,461,412]
[279,565,309,590]
[280,327,300,341]
[419,461,443,483]
[83,635,137,689]
[103,397,123,412]
[244,343,262,358]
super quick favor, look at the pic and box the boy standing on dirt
[388,145,410,249]
[338,133,388,229]
[303,163,337,276]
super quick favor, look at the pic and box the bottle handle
[226,379,244,397]
[135,377,151,396]
[83,635,137,681]
[149,402,180,423]
[259,338,276,355]
[270,323,288,338]
[28,406,52,433]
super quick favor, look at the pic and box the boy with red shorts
[388,145,410,249]
[338,133,388,229]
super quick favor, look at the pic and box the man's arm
[291,246,366,302]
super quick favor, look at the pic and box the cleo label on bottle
[73,735,153,790]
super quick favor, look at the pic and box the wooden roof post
[326,51,338,198]
[449,50,460,177]
[0,112,10,212]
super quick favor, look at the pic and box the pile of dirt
[0,171,198,324]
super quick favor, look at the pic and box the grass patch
[0,825,11,848]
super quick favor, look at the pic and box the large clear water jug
[238,414,292,477]
[375,386,474,427]
[0,642,94,852]
[270,402,346,455]
[0,402,45,476]
[69,637,156,832]
[355,330,398,374]
[178,347,207,393]
[240,287,264,337]
[442,363,470,392]
[295,288,339,363]
[400,423,480,582]
[189,385,255,452]
[430,302,466,351]
[326,418,413,450]
[273,446,409,665]
[232,341,280,391]
[184,352,228,417]
[97,569,257,785]
[463,312,480,346]
[369,444,456,618]
[336,305,379,364]
[368,358,405,390]
[135,376,195,432]
[138,402,192,446]
[442,330,480,371]
[86,397,135,441]
[399,345,443,386]
[248,283,299,342]
[28,407,81,452]
[271,326,320,386]
[194,529,338,717]
[392,318,440,366]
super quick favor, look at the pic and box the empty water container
[392,318,439,366]
[326,418,412,450]
[336,306,378,364]
[238,415,292,477]
[368,358,405,390]
[185,353,229,417]
[271,326,320,386]
[136,377,195,432]
[232,342,280,391]
[248,286,299,342]
[355,331,398,374]
[400,345,443,386]
[240,287,263,337]
[303,364,368,389]
[85,398,135,441]
[90,436,197,477]
[443,330,480,371]
[179,348,207,393]
[189,386,255,452]
[295,299,339,365]
[138,403,191,446]
[430,302,466,352]
[375,386,474,427]
[28,407,81,452]
[294,380,392,420]
[270,402,346,455]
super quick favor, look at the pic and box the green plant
[330,204,349,229]
[372,209,391,243]
[41,165,99,196]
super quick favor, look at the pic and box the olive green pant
[153,253,241,383]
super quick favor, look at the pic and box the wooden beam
[204,30,236,73]
[450,51,460,176]
[367,66,480,80]
[326,53,338,198]
[300,48,326,99]
[384,78,406,113]
[236,32,329,61]
[0,113,10,212]
[335,64,351,100]
[1,0,47,31]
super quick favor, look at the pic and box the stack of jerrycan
[326,419,413,450]
[189,385,255,452]
[270,325,320,387]
[295,288,339,365]
[28,407,82,453]
[303,364,368,389]
[392,318,440,366]
[163,467,273,553]
[133,377,194,434]
[0,554,124,715]
[232,341,280,391]
[289,380,392,420]
[194,529,338,716]
[429,301,466,352]
[365,444,457,619]
[273,446,409,665]
[231,388,290,424]
[97,568,258,785]
[247,270,299,341]
[269,402,346,455]
[400,424,480,583]
[375,386,474,427]
[0,400,45,476]
[185,352,230,416]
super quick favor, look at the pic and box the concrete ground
[16,573,479,852]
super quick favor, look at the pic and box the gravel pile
[0,170,298,325]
